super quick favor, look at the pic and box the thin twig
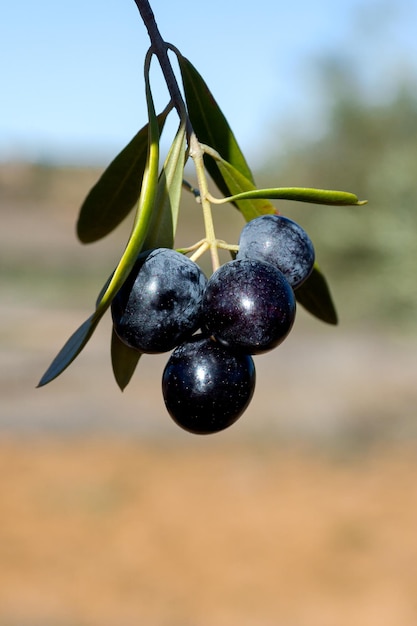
[132,0,186,120]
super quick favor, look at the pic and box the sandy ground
[1,440,417,626]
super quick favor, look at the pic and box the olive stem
[189,241,210,263]
[189,134,221,271]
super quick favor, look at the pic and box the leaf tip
[328,312,339,325]
[36,365,59,388]
[111,329,142,391]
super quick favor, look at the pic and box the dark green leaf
[214,158,277,221]
[39,54,161,388]
[37,314,99,387]
[177,54,254,197]
[111,328,142,391]
[295,265,338,325]
[77,108,169,244]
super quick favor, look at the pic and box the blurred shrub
[259,79,417,331]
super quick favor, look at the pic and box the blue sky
[1,0,416,165]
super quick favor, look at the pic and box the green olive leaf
[38,51,161,387]
[295,265,338,325]
[95,53,160,316]
[76,106,170,244]
[111,328,142,391]
[177,53,255,197]
[213,186,366,207]
[37,314,99,387]
[213,158,277,221]
[143,120,187,250]
[110,122,186,390]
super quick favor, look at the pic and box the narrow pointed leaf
[177,54,254,196]
[109,123,186,391]
[111,328,142,391]
[295,265,338,325]
[95,272,114,309]
[95,57,160,315]
[214,158,277,221]
[143,121,187,250]
[38,54,161,388]
[77,107,169,243]
[37,314,99,387]
[216,186,365,206]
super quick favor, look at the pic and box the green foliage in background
[263,71,417,330]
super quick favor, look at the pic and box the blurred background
[1,0,417,624]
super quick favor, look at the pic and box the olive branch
[38,0,366,390]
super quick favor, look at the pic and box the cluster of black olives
[111,215,315,435]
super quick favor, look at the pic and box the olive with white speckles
[202,258,296,355]
[236,214,315,288]
[111,248,207,353]
[162,334,256,434]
